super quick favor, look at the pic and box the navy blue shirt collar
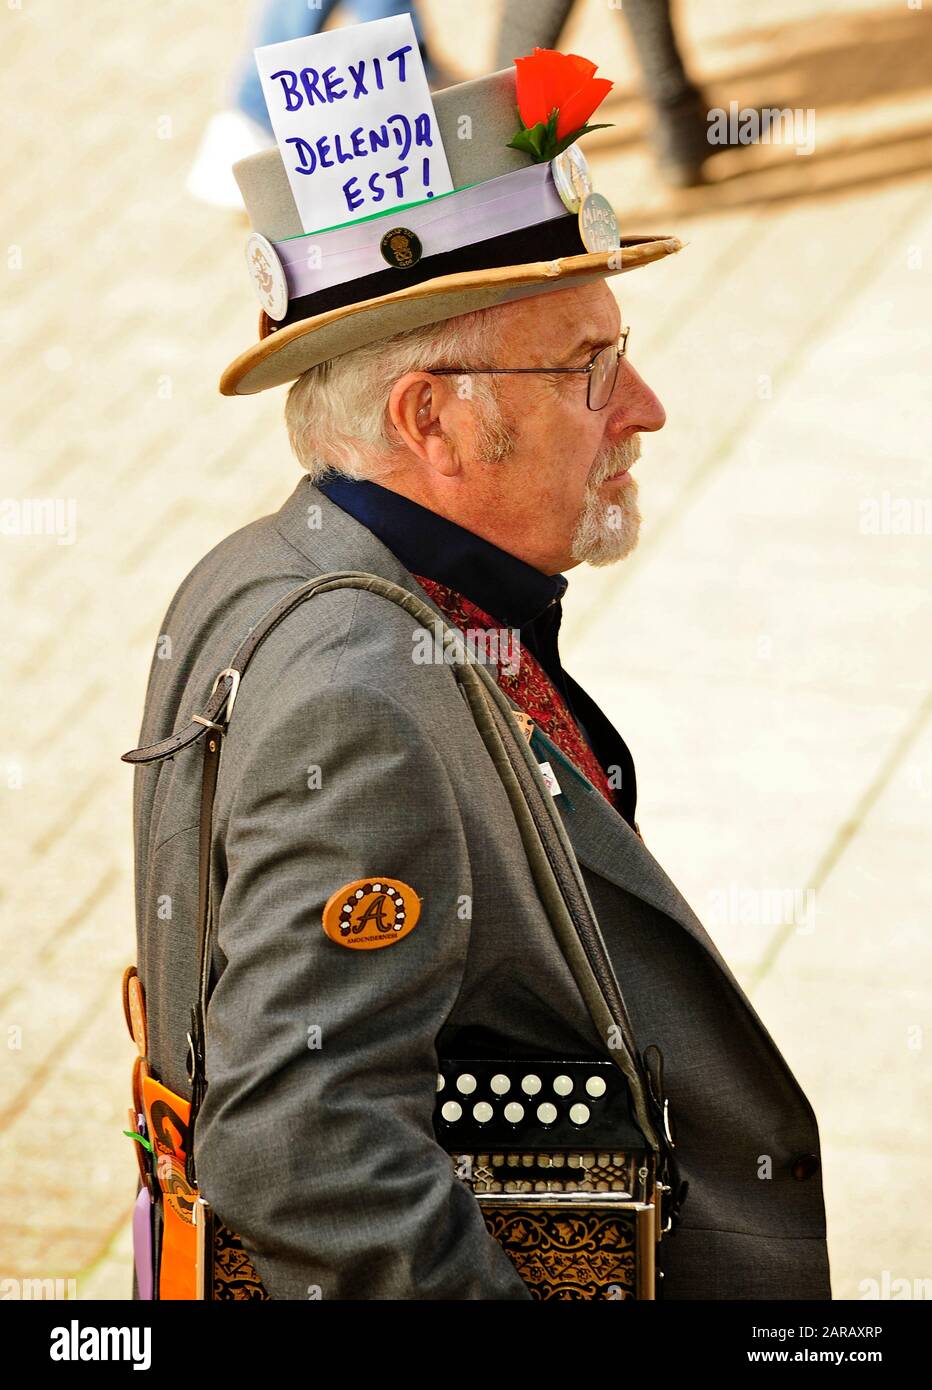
[316,474,568,626]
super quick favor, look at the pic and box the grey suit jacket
[131,474,831,1300]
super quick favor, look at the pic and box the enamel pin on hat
[222,23,685,396]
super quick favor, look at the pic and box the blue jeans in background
[233,0,436,132]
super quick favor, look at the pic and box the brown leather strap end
[122,674,236,764]
[122,719,210,764]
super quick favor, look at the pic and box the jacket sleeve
[194,673,532,1300]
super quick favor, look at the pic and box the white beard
[570,436,643,566]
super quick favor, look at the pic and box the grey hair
[284,308,515,482]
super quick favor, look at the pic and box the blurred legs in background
[495,0,714,187]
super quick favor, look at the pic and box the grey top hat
[221,65,683,396]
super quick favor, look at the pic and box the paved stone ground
[1,0,929,1300]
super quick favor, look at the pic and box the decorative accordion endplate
[212,1220,270,1300]
[479,1199,651,1300]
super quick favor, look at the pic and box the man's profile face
[453,279,666,574]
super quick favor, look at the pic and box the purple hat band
[273,162,569,300]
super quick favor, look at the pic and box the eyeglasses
[428,327,630,412]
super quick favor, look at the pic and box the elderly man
[125,62,830,1302]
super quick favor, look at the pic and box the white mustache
[590,435,641,486]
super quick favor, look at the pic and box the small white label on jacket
[537,761,562,797]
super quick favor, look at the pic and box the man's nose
[605,357,666,434]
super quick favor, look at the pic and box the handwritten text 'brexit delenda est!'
[267,46,439,213]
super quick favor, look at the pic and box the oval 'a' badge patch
[322,877,421,950]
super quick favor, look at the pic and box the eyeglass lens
[589,343,620,410]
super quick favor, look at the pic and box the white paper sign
[254,15,455,236]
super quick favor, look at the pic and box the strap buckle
[188,668,241,739]
[191,715,224,734]
[642,1043,676,1149]
[210,667,241,723]
[185,1028,198,1085]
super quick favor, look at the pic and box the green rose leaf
[551,122,614,158]
[509,101,615,163]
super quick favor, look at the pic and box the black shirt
[317,474,638,827]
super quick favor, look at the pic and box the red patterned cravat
[412,574,620,811]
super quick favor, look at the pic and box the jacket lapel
[524,719,759,1011]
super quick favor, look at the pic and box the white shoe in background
[186,110,273,210]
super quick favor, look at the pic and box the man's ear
[388,373,459,476]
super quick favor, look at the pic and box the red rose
[511,47,613,160]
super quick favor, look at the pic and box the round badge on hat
[551,142,593,214]
[578,192,621,253]
[379,227,422,269]
[245,232,289,321]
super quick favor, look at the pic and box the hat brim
[219,236,684,396]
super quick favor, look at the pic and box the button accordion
[434,1056,664,1300]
